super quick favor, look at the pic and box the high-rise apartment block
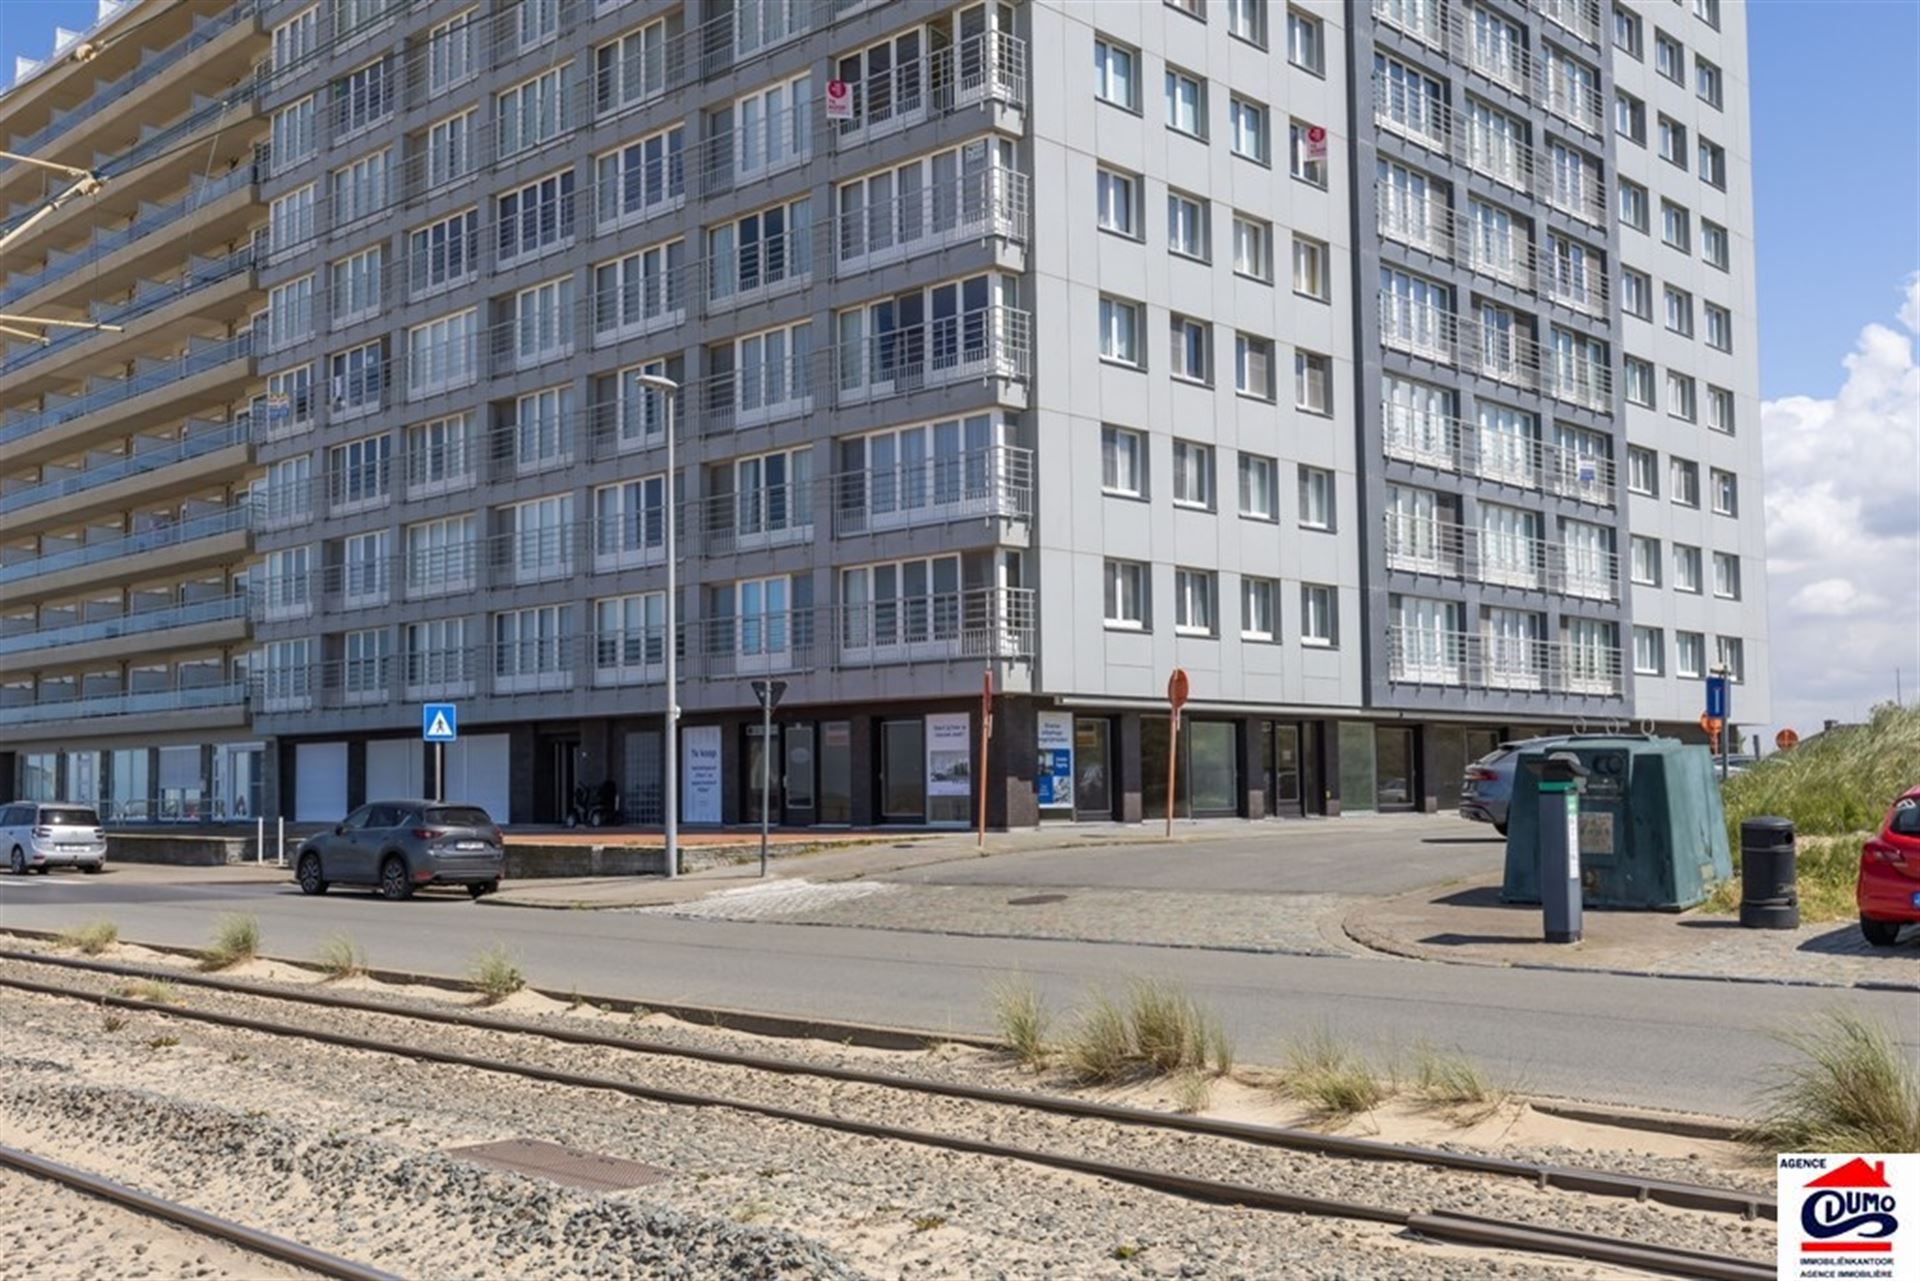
[2,0,1767,827]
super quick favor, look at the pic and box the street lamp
[636,373,680,879]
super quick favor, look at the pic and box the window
[330,246,383,324]
[1661,200,1691,252]
[1704,303,1732,352]
[1715,635,1744,682]
[405,618,470,693]
[1671,457,1701,507]
[1168,190,1208,258]
[1295,350,1332,413]
[508,493,576,580]
[1667,371,1697,422]
[514,277,575,367]
[269,185,315,253]
[723,448,814,544]
[730,72,813,180]
[1632,626,1664,676]
[1696,56,1723,108]
[426,9,476,94]
[332,150,388,226]
[1289,119,1327,186]
[1707,385,1735,434]
[1630,536,1661,586]
[1238,453,1277,519]
[1232,0,1270,46]
[1673,544,1703,593]
[1621,268,1651,319]
[272,97,316,171]
[1655,30,1684,82]
[1664,286,1694,336]
[1165,67,1206,137]
[409,209,478,296]
[1169,314,1210,382]
[333,59,391,136]
[1698,137,1726,188]
[1702,220,1731,270]
[1713,552,1742,600]
[1695,0,1722,29]
[406,415,474,492]
[1099,295,1142,367]
[1093,37,1139,110]
[1104,560,1148,628]
[1098,168,1140,236]
[1242,577,1277,640]
[1676,631,1705,678]
[595,17,666,114]
[262,548,311,615]
[722,319,813,419]
[831,29,926,135]
[595,124,685,226]
[1101,425,1147,497]
[1613,5,1642,58]
[1167,0,1206,18]
[1657,114,1687,167]
[425,109,475,188]
[593,238,687,338]
[1233,214,1273,281]
[267,275,314,349]
[497,65,571,158]
[1229,97,1269,162]
[1174,569,1216,635]
[1298,466,1335,530]
[1292,235,1329,300]
[405,310,476,397]
[342,529,390,605]
[493,605,573,684]
[594,593,667,675]
[263,365,314,430]
[708,197,813,301]
[516,0,559,48]
[1627,446,1659,496]
[592,475,667,567]
[406,514,476,595]
[1172,439,1213,508]
[1287,7,1323,69]
[1235,333,1276,400]
[1618,179,1649,232]
[499,171,576,262]
[329,434,391,508]
[1301,584,1337,646]
[273,7,318,73]
[1615,91,1645,144]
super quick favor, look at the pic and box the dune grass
[1059,980,1234,1086]
[1743,1012,1920,1157]
[56,920,118,956]
[467,945,525,1004]
[315,934,365,981]
[987,976,1051,1070]
[1282,1028,1387,1117]
[199,914,260,971]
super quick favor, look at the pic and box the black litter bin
[1739,816,1799,929]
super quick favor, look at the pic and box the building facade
[3,0,1768,827]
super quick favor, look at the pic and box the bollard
[256,816,264,865]
[1738,816,1798,929]
[1534,751,1589,943]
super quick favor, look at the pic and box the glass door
[818,721,851,824]
[1375,726,1416,810]
[743,724,782,825]
[1072,717,1111,820]
[1267,723,1302,816]
[784,724,815,822]
[879,719,925,820]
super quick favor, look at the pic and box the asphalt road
[3,869,1912,1117]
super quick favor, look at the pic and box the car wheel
[467,879,499,899]
[378,855,413,901]
[9,847,24,876]
[296,853,329,896]
[81,863,103,875]
[1859,916,1903,948]
[1493,821,1508,837]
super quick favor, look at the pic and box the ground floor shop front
[2,741,265,822]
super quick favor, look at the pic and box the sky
[0,0,1913,735]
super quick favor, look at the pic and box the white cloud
[1761,273,1920,733]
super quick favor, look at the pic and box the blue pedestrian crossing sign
[422,704,458,742]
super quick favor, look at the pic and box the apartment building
[5,0,1768,828]
[0,3,268,821]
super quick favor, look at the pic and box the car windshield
[1891,802,1920,836]
[41,807,100,826]
[427,807,492,828]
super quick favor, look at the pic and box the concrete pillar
[1118,712,1144,824]
[986,694,1038,830]
[345,739,367,810]
[1238,717,1265,819]
[1317,720,1342,817]
[508,723,536,823]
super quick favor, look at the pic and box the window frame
[1173,567,1216,637]
[1103,559,1149,630]
[1100,424,1147,498]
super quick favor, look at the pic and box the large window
[1104,560,1148,629]
[499,171,577,263]
[594,593,667,676]
[267,275,315,349]
[514,277,576,367]
[269,185,316,254]
[405,514,476,596]
[834,28,928,135]
[405,310,476,397]
[508,494,575,582]
[1165,67,1206,137]
[272,96,316,170]
[841,557,959,653]
[342,529,390,606]
[344,628,391,701]
[709,197,813,300]
[839,139,1012,267]
[1173,569,1216,635]
[497,65,572,158]
[1098,295,1142,367]
[330,246,383,325]
[406,618,471,693]
[596,125,685,227]
[425,109,474,187]
[405,414,474,493]
[595,17,666,114]
[425,9,475,94]
[593,475,667,568]
[328,340,384,415]
[273,7,318,73]
[333,59,390,135]
[718,320,814,422]
[1093,37,1139,109]
[329,434,391,509]
[1101,425,1146,497]
[514,387,575,472]
[594,239,687,339]
[732,73,812,180]
[409,209,479,297]
[493,606,573,685]
[836,413,1001,529]
[719,448,814,546]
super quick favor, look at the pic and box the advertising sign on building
[682,726,723,824]
[1306,124,1328,160]
[1036,712,1075,809]
[824,79,853,120]
[925,713,972,797]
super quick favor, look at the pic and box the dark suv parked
[295,800,502,900]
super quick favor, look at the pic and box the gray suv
[1460,737,1578,834]
[2,804,107,875]
[295,800,503,900]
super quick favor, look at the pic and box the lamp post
[637,373,680,878]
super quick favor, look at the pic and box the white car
[2,803,107,875]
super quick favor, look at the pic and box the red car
[1858,785,1920,946]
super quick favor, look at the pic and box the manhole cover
[1007,893,1068,907]
[448,1139,672,1191]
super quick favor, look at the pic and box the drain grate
[447,1139,673,1191]
[1007,893,1068,907]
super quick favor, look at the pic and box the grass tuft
[1409,1042,1494,1107]
[467,945,525,1005]
[200,914,260,971]
[1742,1012,1920,1157]
[988,976,1051,1070]
[116,979,178,1005]
[1059,980,1235,1085]
[57,920,118,956]
[315,934,364,981]
[1062,992,1135,1085]
[1284,1028,1387,1117]
[1172,1070,1213,1115]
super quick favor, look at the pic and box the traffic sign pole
[1165,669,1189,837]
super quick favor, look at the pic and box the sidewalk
[1344,882,1920,992]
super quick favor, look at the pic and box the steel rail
[0,968,1773,1281]
[0,947,1775,1222]
[0,1142,401,1281]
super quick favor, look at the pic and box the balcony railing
[1531,0,1603,46]
[0,505,252,587]
[1385,627,1622,695]
[1371,0,1534,98]
[0,681,247,727]
[831,167,1029,276]
[832,303,1033,404]
[832,30,1028,149]
[1536,64,1604,136]
[1382,512,1619,599]
[0,333,254,450]
[0,419,250,516]
[1377,294,1611,409]
[0,595,248,657]
[832,445,1034,536]
[1376,187,1610,314]
[1381,402,1616,506]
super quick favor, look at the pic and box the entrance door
[784,724,815,824]
[819,722,851,824]
[878,719,925,821]
[743,724,783,825]
[548,739,579,822]
[1267,723,1303,816]
[1072,717,1112,820]
[1375,727,1415,810]
[1301,722,1324,814]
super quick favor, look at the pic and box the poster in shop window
[925,713,973,797]
[682,726,722,824]
[1036,712,1074,809]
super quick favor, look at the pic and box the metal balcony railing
[831,445,1034,536]
[831,167,1030,274]
[832,303,1033,404]
[1375,185,1610,313]
[833,29,1028,145]
[1380,402,1616,506]
[0,334,255,450]
[0,250,255,383]
[0,595,249,657]
[1531,0,1603,47]
[0,419,250,516]
[1370,0,1534,99]
[1535,62,1604,136]
[1382,511,1619,599]
[1385,627,1622,695]
[0,506,252,587]
[0,681,247,726]
[1376,293,1611,409]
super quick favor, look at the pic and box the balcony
[0,505,252,593]
[831,304,1033,408]
[1382,511,1618,599]
[0,333,255,459]
[1377,295,1611,410]
[1386,627,1622,696]
[836,585,1035,667]
[1381,402,1616,506]
[1370,1,1533,99]
[0,681,248,728]
[831,167,1030,278]
[831,30,1028,151]
[0,595,249,664]
[1531,0,1603,47]
[696,484,815,559]
[1535,65,1604,137]
[0,419,250,530]
[832,445,1034,537]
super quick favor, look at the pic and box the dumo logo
[1801,1158,1899,1241]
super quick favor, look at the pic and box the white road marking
[639,879,897,921]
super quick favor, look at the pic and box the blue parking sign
[1704,676,1728,720]
[422,704,458,742]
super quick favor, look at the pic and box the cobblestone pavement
[638,879,1377,956]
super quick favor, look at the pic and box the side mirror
[333,824,345,836]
